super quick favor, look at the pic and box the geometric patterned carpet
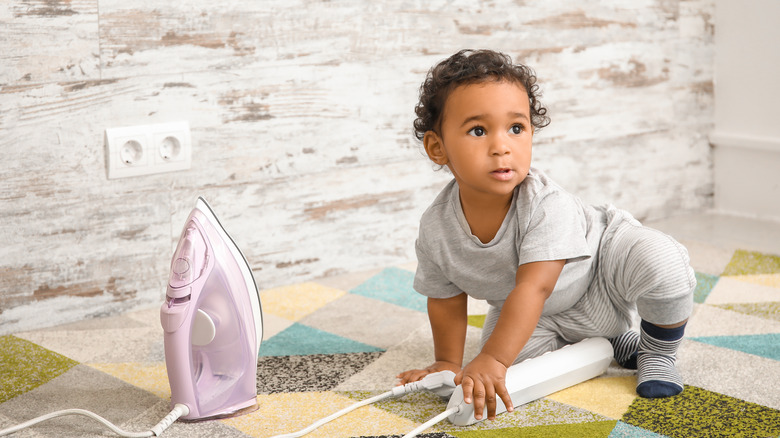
[1,245,779,437]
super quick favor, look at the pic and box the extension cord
[446,337,614,426]
[401,337,614,438]
[275,338,613,438]
[268,371,457,438]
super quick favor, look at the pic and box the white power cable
[401,406,460,438]
[269,391,394,438]
[269,371,457,438]
[149,404,190,436]
[0,404,189,437]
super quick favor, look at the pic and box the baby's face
[435,80,534,202]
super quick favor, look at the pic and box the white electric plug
[394,370,457,398]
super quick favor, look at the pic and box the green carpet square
[722,250,780,276]
[449,420,618,437]
[621,385,780,438]
[0,335,78,403]
[715,302,780,322]
[467,314,486,328]
[356,434,453,437]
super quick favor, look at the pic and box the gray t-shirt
[413,168,607,315]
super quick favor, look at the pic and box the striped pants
[480,206,696,364]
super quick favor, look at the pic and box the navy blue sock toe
[636,379,683,398]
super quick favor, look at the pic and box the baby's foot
[636,320,685,398]
[608,330,639,369]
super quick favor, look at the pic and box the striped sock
[636,320,685,398]
[608,330,639,369]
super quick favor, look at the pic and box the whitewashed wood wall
[0,0,715,333]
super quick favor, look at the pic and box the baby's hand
[396,361,461,385]
[456,353,512,421]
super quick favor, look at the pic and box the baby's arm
[459,259,565,420]
[397,293,468,384]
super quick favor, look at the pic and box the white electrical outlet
[105,121,192,179]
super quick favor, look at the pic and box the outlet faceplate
[105,121,192,179]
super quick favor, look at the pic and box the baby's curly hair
[413,49,550,140]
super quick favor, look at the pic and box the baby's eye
[509,124,523,135]
[468,126,486,137]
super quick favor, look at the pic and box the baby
[397,49,696,421]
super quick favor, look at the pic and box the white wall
[711,0,780,220]
[0,0,715,334]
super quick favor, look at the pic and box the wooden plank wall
[0,0,715,333]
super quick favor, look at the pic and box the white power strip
[446,337,614,426]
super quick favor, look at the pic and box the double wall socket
[105,121,192,179]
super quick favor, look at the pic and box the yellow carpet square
[726,273,780,288]
[705,276,780,305]
[260,283,346,321]
[222,391,418,438]
[89,362,170,400]
[546,376,638,419]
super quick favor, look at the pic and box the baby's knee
[621,228,695,324]
[621,227,696,301]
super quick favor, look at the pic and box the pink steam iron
[160,197,263,421]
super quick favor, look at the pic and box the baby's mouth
[491,168,514,180]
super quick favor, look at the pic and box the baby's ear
[423,131,448,165]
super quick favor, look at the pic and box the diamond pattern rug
[1,245,779,437]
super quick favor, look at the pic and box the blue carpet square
[690,333,780,361]
[258,323,383,357]
[350,267,427,313]
[693,272,719,304]
[609,421,671,437]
